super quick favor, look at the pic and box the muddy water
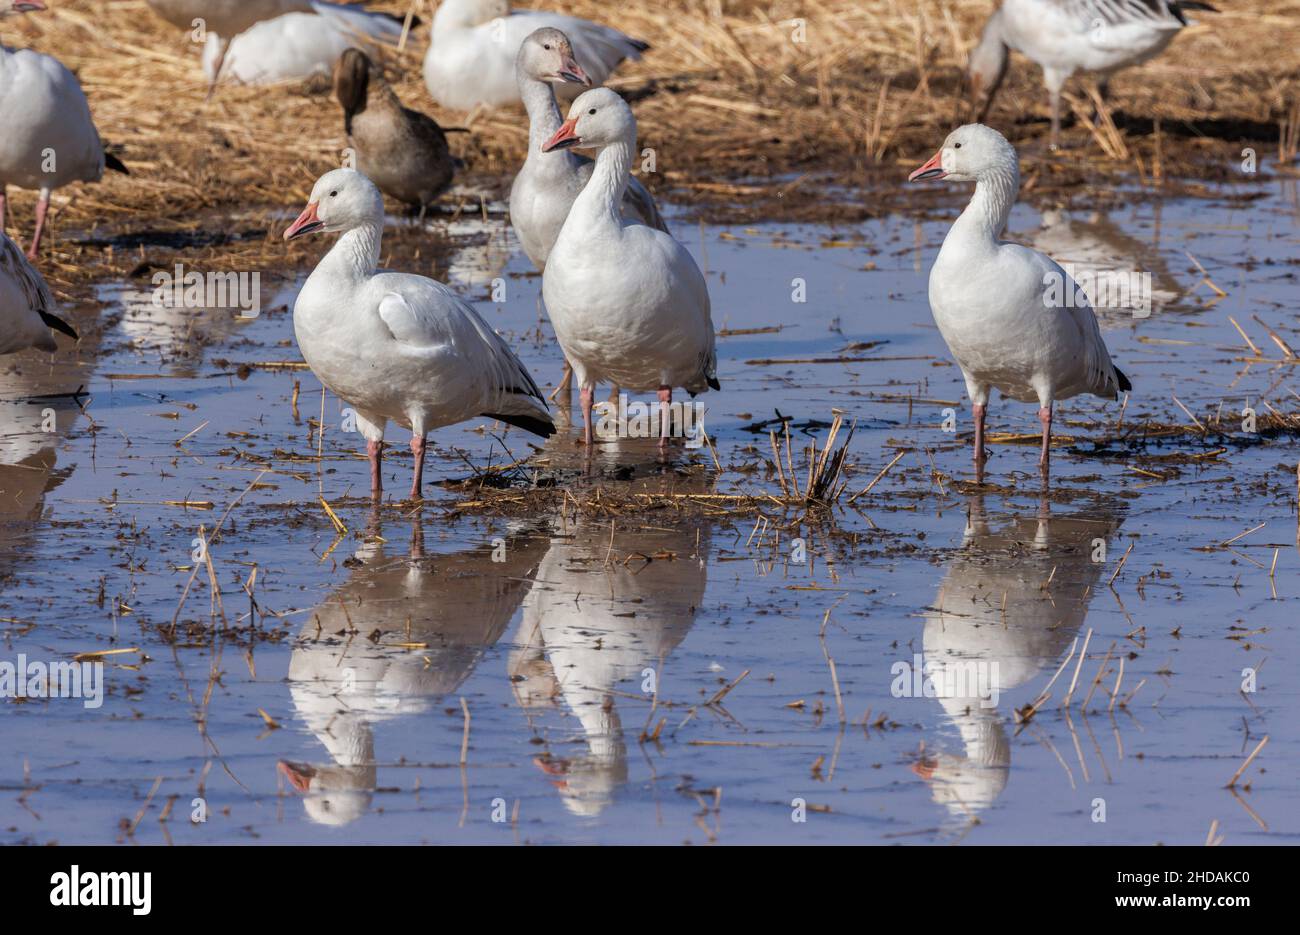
[1,180,1297,845]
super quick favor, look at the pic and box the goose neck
[519,73,564,154]
[955,162,1019,244]
[320,221,383,282]
[571,138,635,228]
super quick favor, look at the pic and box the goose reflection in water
[279,512,549,825]
[509,517,710,817]
[914,493,1124,821]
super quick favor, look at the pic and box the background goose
[0,231,76,354]
[283,168,554,500]
[145,0,406,93]
[334,48,458,219]
[908,124,1130,480]
[201,8,405,87]
[510,28,666,395]
[424,0,648,112]
[540,88,717,446]
[0,0,127,259]
[969,0,1217,148]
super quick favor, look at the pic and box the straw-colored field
[6,0,1298,248]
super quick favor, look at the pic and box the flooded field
[2,180,1297,845]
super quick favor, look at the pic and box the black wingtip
[483,413,556,438]
[707,376,721,391]
[104,152,129,175]
[628,38,651,53]
[39,311,78,341]
[1114,365,1132,393]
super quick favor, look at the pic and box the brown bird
[333,48,460,221]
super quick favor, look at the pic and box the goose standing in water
[540,88,717,447]
[0,0,128,258]
[0,232,76,354]
[509,28,667,394]
[968,0,1217,148]
[283,169,553,500]
[424,0,648,112]
[334,48,458,220]
[908,125,1130,480]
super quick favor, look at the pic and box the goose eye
[588,108,596,115]
[543,43,551,50]
[954,143,962,149]
[329,190,338,197]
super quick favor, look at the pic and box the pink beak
[283,201,323,241]
[557,56,591,86]
[278,760,317,793]
[908,150,947,182]
[541,117,581,153]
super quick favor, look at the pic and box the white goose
[0,0,128,259]
[969,0,1217,148]
[908,124,1130,479]
[145,0,404,93]
[424,0,648,112]
[283,168,554,499]
[200,7,405,87]
[540,88,717,445]
[0,231,76,354]
[510,28,665,271]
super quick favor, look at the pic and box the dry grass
[4,0,1299,275]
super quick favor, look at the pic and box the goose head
[517,27,591,87]
[0,0,46,14]
[908,123,1018,184]
[334,48,374,133]
[435,0,507,30]
[283,168,384,241]
[542,87,635,153]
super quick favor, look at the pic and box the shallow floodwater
[2,180,1297,845]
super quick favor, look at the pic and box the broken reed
[768,409,855,506]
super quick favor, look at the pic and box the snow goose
[908,124,1130,479]
[201,8,405,87]
[283,168,554,499]
[0,0,128,259]
[510,28,665,269]
[540,88,717,446]
[424,0,648,112]
[969,0,1216,148]
[144,0,406,93]
[510,28,666,395]
[0,231,77,354]
[333,48,457,219]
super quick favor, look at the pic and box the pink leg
[1038,404,1053,473]
[26,192,50,260]
[579,386,594,446]
[366,440,384,496]
[657,385,672,452]
[409,434,427,500]
[972,402,987,483]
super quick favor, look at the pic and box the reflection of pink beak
[14,1,47,11]
[912,758,938,780]
[541,118,581,153]
[278,760,317,793]
[282,201,323,241]
[908,150,947,182]
[557,56,591,86]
